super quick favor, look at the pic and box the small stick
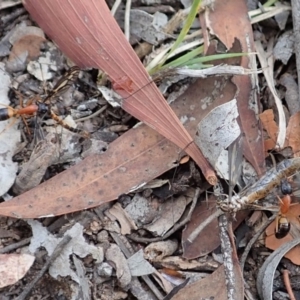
[0,238,31,254]
[240,214,276,271]
[16,235,72,300]
[282,269,296,300]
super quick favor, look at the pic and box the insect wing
[32,116,45,144]
[43,66,80,102]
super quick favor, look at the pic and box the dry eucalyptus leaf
[137,179,170,190]
[45,126,82,164]
[6,35,45,72]
[27,42,61,81]
[0,0,22,9]
[259,109,278,153]
[0,253,35,288]
[201,2,265,176]
[274,2,290,30]
[73,255,90,300]
[8,25,45,44]
[194,99,240,172]
[13,134,59,194]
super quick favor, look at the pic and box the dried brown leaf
[0,253,35,288]
[9,35,45,62]
[171,265,227,300]
[259,109,278,154]
[286,112,300,156]
[182,198,248,259]
[200,0,265,176]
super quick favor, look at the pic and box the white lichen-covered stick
[218,158,300,212]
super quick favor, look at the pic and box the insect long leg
[50,110,90,138]
[32,115,45,145]
[43,66,80,103]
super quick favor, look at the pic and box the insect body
[0,66,89,137]
[275,194,291,239]
[0,103,48,121]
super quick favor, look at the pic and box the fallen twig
[16,235,72,300]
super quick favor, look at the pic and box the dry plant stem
[249,5,292,24]
[240,214,276,271]
[185,142,216,185]
[16,235,72,300]
[128,188,200,243]
[139,6,175,14]
[110,0,122,16]
[0,237,31,254]
[124,0,132,41]
[255,40,286,148]
[75,105,108,122]
[291,0,300,99]
[218,215,239,300]
[244,284,259,300]
[220,158,300,211]
[282,269,296,300]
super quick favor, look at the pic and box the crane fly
[0,66,89,138]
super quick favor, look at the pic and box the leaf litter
[0,0,300,299]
